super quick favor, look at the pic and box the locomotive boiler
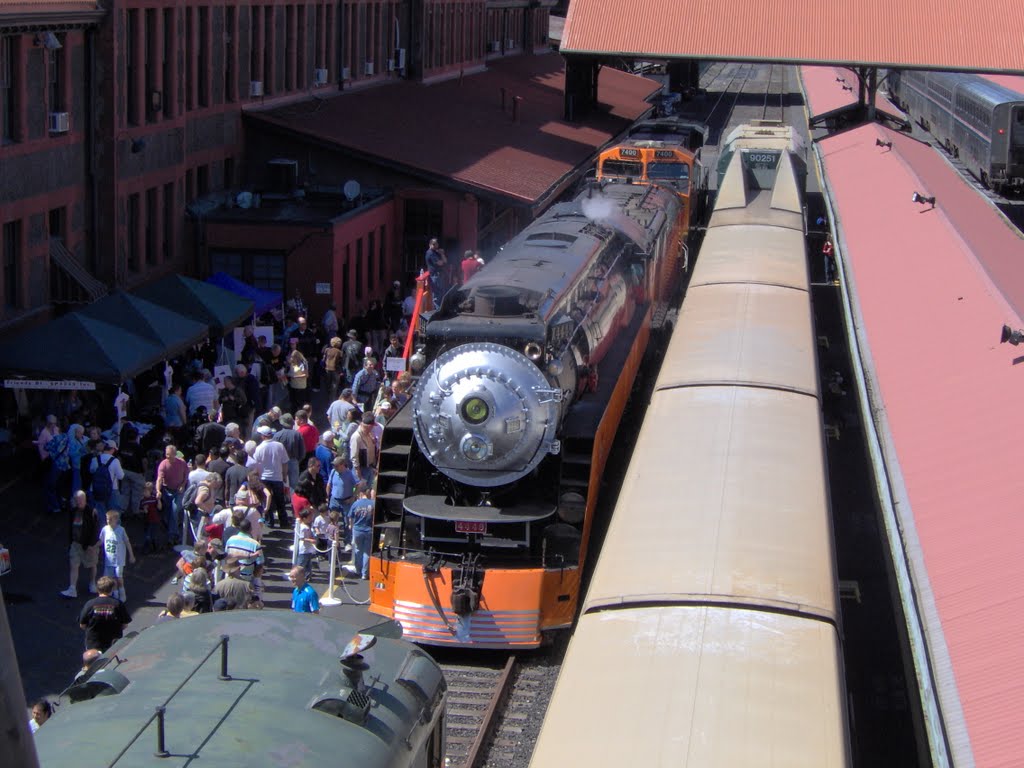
[368,169,698,648]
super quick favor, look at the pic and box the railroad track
[762,63,786,121]
[443,657,517,768]
[441,652,564,768]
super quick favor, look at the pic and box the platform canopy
[561,0,1024,74]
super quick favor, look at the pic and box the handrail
[107,635,231,765]
[402,270,431,363]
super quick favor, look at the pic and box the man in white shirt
[253,426,290,528]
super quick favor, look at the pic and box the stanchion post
[291,520,300,566]
[321,538,342,607]
[173,504,191,554]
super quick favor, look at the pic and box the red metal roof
[819,124,1024,768]
[0,0,102,16]
[249,54,659,209]
[800,66,903,119]
[561,0,1024,73]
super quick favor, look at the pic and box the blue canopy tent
[134,275,254,336]
[205,272,282,317]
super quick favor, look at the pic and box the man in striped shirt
[224,518,264,583]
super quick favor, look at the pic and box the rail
[443,656,517,768]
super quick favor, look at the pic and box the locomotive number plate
[455,521,487,534]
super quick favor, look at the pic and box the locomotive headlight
[461,396,490,425]
[460,433,492,462]
[410,348,427,374]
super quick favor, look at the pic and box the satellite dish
[236,191,253,209]
[343,180,361,201]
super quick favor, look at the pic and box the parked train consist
[367,146,701,648]
[34,613,447,767]
[595,116,705,199]
[888,69,1024,191]
[531,128,851,766]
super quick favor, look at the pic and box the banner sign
[3,379,97,391]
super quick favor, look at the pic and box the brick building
[2,0,638,336]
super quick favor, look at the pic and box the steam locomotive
[368,155,700,648]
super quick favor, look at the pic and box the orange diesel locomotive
[368,148,701,648]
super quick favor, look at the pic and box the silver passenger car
[890,69,1024,190]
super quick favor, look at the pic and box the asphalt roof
[815,116,1024,767]
[247,54,661,209]
[560,0,1024,73]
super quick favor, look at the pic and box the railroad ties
[443,657,517,768]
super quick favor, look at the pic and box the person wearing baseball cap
[315,430,335,486]
[252,424,289,528]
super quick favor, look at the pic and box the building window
[2,220,21,309]
[225,6,236,102]
[145,187,158,265]
[144,10,156,123]
[163,8,174,118]
[47,38,65,112]
[126,10,140,124]
[0,36,14,142]
[368,230,376,291]
[378,225,385,282]
[198,6,209,107]
[197,164,209,196]
[163,181,175,261]
[355,238,364,299]
[210,250,285,294]
[224,156,235,188]
[0,36,13,142]
[185,7,194,109]
[185,168,194,202]
[48,207,66,241]
[126,194,141,272]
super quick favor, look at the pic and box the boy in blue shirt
[288,565,319,613]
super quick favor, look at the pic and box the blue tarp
[205,272,282,316]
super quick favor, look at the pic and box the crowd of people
[20,236,490,734]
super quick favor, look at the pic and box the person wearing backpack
[340,330,363,386]
[89,441,124,515]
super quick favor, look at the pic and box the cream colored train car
[530,136,851,767]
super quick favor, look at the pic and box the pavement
[0,392,380,705]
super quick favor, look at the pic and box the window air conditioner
[395,48,406,70]
[489,40,501,53]
[249,80,264,97]
[364,61,374,76]
[48,111,69,134]
[507,38,516,48]
[341,67,351,80]
[314,68,328,86]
